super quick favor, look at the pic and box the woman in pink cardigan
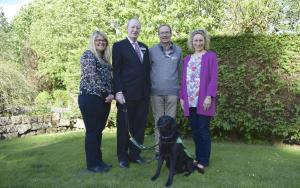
[179,29,218,172]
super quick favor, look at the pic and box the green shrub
[174,34,300,144]
[33,91,52,114]
[53,89,69,108]
[0,60,36,115]
[34,91,52,105]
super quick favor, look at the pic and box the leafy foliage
[0,60,36,115]
[53,90,69,108]
[33,91,52,114]
[11,0,300,93]
[0,8,36,115]
[176,34,300,144]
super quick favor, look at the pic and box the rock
[6,125,17,133]
[11,116,22,124]
[24,131,36,137]
[0,126,6,134]
[16,124,31,134]
[74,118,85,129]
[30,117,38,124]
[58,127,67,132]
[2,132,18,139]
[42,122,51,129]
[51,113,60,126]
[0,117,12,126]
[31,123,42,130]
[22,116,31,124]
[46,127,58,134]
[36,129,46,134]
[44,115,51,124]
[58,119,70,127]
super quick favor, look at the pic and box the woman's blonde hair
[88,31,110,63]
[187,28,210,51]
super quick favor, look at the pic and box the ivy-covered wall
[170,34,300,144]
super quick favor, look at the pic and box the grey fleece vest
[149,44,182,96]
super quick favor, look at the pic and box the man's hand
[116,92,125,104]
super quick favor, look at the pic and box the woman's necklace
[193,50,206,60]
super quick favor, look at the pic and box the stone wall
[0,113,85,139]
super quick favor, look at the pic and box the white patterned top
[187,55,201,107]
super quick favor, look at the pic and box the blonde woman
[78,31,114,173]
[179,29,218,172]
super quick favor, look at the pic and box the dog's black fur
[151,115,201,187]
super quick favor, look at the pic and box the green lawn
[0,130,299,188]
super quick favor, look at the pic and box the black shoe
[154,153,160,160]
[100,161,112,169]
[87,165,109,173]
[131,158,146,164]
[193,161,205,174]
[119,161,129,168]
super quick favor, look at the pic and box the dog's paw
[151,176,158,181]
[165,181,172,187]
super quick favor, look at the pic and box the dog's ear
[171,118,177,128]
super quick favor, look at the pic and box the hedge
[168,34,300,144]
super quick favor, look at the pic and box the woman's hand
[203,96,211,111]
[105,94,114,103]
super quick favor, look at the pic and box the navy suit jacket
[112,38,150,100]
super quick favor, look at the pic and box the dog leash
[122,104,158,150]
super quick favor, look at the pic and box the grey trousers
[150,95,178,153]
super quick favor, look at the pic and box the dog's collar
[161,134,174,140]
[160,131,179,144]
[160,131,177,140]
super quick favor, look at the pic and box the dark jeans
[188,107,211,166]
[78,94,111,168]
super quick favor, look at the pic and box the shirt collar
[160,42,174,50]
[127,36,138,45]
[159,42,174,55]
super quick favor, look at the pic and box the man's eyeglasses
[159,31,171,35]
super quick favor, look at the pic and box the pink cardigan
[179,51,218,117]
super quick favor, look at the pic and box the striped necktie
[133,42,143,63]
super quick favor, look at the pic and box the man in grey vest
[149,24,182,159]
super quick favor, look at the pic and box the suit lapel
[124,38,141,62]
[138,42,147,64]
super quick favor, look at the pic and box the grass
[0,130,300,188]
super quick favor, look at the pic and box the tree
[0,8,35,115]
[11,0,300,94]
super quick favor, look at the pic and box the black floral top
[79,50,113,98]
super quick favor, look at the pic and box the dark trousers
[116,100,149,161]
[78,94,111,168]
[188,107,211,166]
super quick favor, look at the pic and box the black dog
[151,115,203,187]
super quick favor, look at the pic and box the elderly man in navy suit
[112,18,150,168]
